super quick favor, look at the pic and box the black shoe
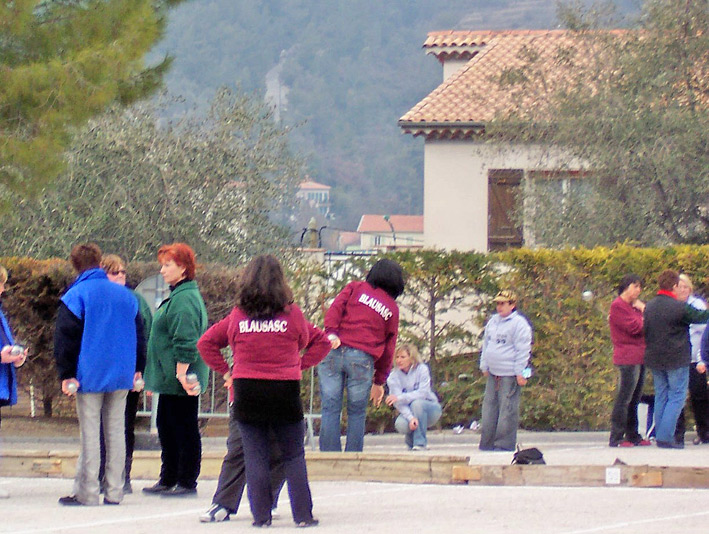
[103,498,120,505]
[142,482,175,495]
[58,495,85,506]
[160,485,197,497]
[252,519,272,528]
[296,518,320,528]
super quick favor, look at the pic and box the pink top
[197,304,330,381]
[608,296,645,365]
[324,281,399,385]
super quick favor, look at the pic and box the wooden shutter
[488,169,523,250]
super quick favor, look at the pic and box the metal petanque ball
[66,382,78,394]
[10,345,24,356]
[582,290,594,302]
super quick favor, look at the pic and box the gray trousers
[479,374,521,451]
[73,390,127,505]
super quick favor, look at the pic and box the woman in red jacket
[197,255,330,528]
[608,273,651,448]
[319,258,405,452]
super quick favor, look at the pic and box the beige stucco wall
[423,140,581,251]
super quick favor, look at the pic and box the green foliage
[0,0,183,205]
[6,244,709,429]
[0,88,304,262]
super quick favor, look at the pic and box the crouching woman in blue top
[385,344,441,450]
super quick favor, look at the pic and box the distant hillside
[150,0,640,230]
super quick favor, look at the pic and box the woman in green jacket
[143,243,208,497]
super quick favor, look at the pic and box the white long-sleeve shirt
[386,362,438,422]
[479,310,532,377]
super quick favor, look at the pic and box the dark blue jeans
[609,364,645,445]
[238,419,314,525]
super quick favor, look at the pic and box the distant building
[297,180,331,217]
[357,214,423,250]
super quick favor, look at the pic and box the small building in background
[297,180,331,218]
[357,214,423,250]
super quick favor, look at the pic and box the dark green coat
[144,280,208,395]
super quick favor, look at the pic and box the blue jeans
[652,366,689,443]
[317,346,374,452]
[394,399,442,448]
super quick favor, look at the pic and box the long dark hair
[366,259,405,299]
[236,255,293,319]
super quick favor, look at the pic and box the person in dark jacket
[608,274,651,448]
[644,269,709,449]
[54,243,146,506]
[319,259,405,452]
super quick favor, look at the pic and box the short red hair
[157,242,197,280]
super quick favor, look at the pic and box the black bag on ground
[511,447,545,465]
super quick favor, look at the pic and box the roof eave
[398,120,486,139]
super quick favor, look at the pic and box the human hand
[697,362,706,374]
[178,375,201,396]
[328,334,341,350]
[370,384,384,407]
[13,347,28,368]
[516,375,528,386]
[62,378,80,396]
[132,372,144,392]
[385,394,398,406]
[222,372,233,389]
[482,371,489,377]
[632,299,645,313]
[1,345,24,365]
[409,417,419,431]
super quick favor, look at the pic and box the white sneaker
[199,503,230,522]
[0,487,9,499]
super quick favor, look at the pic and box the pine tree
[0,0,182,204]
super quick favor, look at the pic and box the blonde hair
[679,273,693,292]
[101,254,125,274]
[0,265,7,284]
[395,343,426,368]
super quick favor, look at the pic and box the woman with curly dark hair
[197,255,330,528]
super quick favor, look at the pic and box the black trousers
[156,394,201,489]
[684,364,709,441]
[212,404,285,513]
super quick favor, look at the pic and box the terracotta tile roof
[357,214,423,233]
[400,30,609,138]
[299,180,331,190]
[422,30,496,61]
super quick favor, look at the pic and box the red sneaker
[635,439,652,446]
[618,441,635,447]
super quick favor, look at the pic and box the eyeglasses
[110,269,127,276]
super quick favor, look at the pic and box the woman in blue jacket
[0,265,28,499]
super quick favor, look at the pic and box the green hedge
[3,245,708,431]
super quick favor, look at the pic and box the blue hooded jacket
[0,307,18,406]
[56,268,139,392]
